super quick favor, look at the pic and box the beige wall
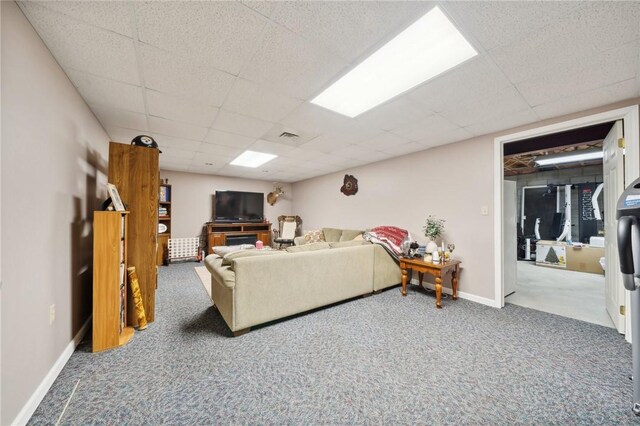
[1,2,110,423]
[293,97,640,302]
[159,170,293,239]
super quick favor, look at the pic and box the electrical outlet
[49,304,55,325]
[481,205,489,216]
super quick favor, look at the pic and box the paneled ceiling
[18,1,640,182]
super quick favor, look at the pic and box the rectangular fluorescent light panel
[230,150,277,168]
[535,150,603,166]
[311,6,477,118]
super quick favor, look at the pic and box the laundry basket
[168,237,199,263]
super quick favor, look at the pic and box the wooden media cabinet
[207,222,272,253]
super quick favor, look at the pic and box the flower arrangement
[423,215,445,240]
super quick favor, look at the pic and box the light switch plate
[481,206,489,216]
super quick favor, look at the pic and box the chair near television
[273,215,302,249]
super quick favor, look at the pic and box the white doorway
[494,105,640,342]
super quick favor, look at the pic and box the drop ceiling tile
[489,2,640,84]
[135,1,267,75]
[90,105,148,132]
[240,22,347,99]
[27,1,134,37]
[190,153,231,168]
[160,163,193,173]
[139,44,236,107]
[222,78,303,123]
[464,109,539,137]
[416,127,473,148]
[281,148,324,162]
[248,140,295,156]
[147,90,218,128]
[390,114,460,142]
[197,142,244,159]
[439,86,530,128]
[281,103,351,136]
[204,129,256,149]
[268,1,433,62]
[212,110,274,139]
[408,56,512,113]
[66,69,145,113]
[19,2,139,85]
[188,166,223,175]
[148,116,208,141]
[516,41,640,107]
[356,97,434,131]
[104,126,148,144]
[299,135,351,154]
[331,145,389,162]
[159,155,193,166]
[380,141,426,157]
[446,1,581,51]
[152,134,202,152]
[533,79,639,120]
[357,132,411,152]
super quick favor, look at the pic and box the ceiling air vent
[279,131,299,139]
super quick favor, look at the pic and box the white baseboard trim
[11,316,91,426]
[409,279,499,308]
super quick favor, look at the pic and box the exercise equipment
[616,177,640,416]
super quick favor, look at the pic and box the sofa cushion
[286,242,330,253]
[304,229,325,243]
[340,229,364,241]
[322,227,343,242]
[329,240,370,248]
[213,244,255,257]
[222,249,282,267]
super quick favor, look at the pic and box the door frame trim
[493,105,639,341]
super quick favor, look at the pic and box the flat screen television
[214,191,264,223]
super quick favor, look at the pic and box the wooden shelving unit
[157,184,171,266]
[108,142,159,323]
[93,211,134,352]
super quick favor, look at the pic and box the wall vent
[279,131,299,138]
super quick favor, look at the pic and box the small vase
[426,240,438,254]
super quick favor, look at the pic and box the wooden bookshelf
[93,211,134,352]
[108,142,159,323]
[158,184,171,266]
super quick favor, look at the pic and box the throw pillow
[286,242,331,253]
[340,229,364,241]
[321,227,342,242]
[304,229,325,243]
[352,234,364,241]
[329,241,369,249]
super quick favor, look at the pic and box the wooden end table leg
[435,277,443,309]
[418,272,424,288]
[452,267,459,300]
[401,268,408,296]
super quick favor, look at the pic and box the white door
[503,180,517,304]
[604,120,625,332]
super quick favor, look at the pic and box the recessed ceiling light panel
[230,150,277,168]
[311,6,477,118]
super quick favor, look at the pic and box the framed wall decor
[107,183,126,212]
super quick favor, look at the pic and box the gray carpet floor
[28,262,637,425]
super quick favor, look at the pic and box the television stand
[207,222,272,254]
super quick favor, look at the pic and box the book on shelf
[160,186,170,203]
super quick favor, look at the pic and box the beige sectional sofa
[204,228,401,335]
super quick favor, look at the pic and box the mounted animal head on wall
[267,184,285,206]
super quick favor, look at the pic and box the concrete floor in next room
[506,261,614,329]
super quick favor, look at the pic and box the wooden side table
[399,257,461,309]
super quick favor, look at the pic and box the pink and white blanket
[363,226,411,261]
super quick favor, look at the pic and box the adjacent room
[3,1,640,424]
